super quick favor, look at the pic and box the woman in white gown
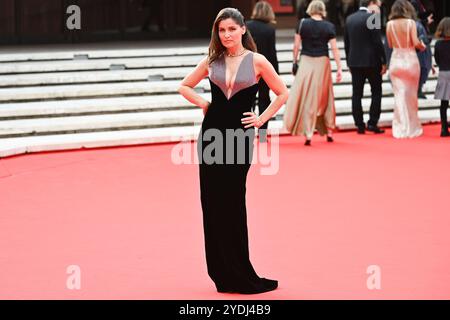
[386,0,426,138]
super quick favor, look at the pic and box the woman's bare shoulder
[199,55,209,67]
[252,52,269,66]
[195,56,210,75]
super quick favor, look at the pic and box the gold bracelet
[256,117,264,128]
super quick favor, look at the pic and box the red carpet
[1,124,449,300]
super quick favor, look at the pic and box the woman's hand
[427,14,434,26]
[418,41,427,52]
[292,62,298,75]
[330,38,342,83]
[335,68,342,83]
[200,101,210,116]
[241,112,264,129]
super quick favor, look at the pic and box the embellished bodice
[208,52,258,101]
[202,52,259,131]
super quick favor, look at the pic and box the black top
[296,18,336,57]
[246,19,279,73]
[344,9,387,68]
[434,39,450,71]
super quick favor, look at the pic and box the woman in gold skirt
[283,0,342,146]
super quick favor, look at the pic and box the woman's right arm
[178,56,210,115]
[293,33,301,64]
[292,33,301,74]
[329,38,342,83]
[409,19,426,51]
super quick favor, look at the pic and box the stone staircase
[0,40,441,158]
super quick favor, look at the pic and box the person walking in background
[411,0,434,99]
[433,17,450,137]
[409,0,434,33]
[386,0,426,139]
[344,0,387,135]
[416,17,434,99]
[283,0,342,146]
[368,1,381,13]
[247,1,279,142]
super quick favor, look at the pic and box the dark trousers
[350,67,383,128]
[255,79,271,135]
[419,67,430,94]
[441,100,449,131]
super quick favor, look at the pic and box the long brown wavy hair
[208,8,257,65]
[389,0,417,20]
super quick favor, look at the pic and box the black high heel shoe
[216,286,234,293]
[327,136,334,142]
[216,278,278,294]
[304,139,311,146]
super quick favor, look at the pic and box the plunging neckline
[208,51,258,101]
[224,51,252,100]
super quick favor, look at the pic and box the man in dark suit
[409,0,433,33]
[246,18,279,142]
[344,0,387,134]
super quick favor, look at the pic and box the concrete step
[0,125,203,158]
[0,94,440,138]
[0,61,351,88]
[0,50,353,75]
[0,94,209,118]
[0,39,437,63]
[0,62,439,87]
[269,107,441,131]
[0,109,202,138]
[0,93,439,120]
[0,108,442,159]
[0,42,348,63]
[0,77,437,103]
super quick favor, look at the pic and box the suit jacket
[416,20,432,70]
[246,19,279,74]
[344,9,387,68]
[410,0,426,15]
[410,0,430,30]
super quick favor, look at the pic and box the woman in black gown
[178,8,288,294]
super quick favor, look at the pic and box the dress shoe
[357,126,366,134]
[418,92,427,99]
[240,278,278,294]
[367,125,385,134]
[327,136,334,142]
[259,278,278,292]
[304,139,311,146]
[217,278,278,294]
[440,130,450,137]
[216,286,234,293]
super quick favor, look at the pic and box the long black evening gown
[197,52,278,294]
